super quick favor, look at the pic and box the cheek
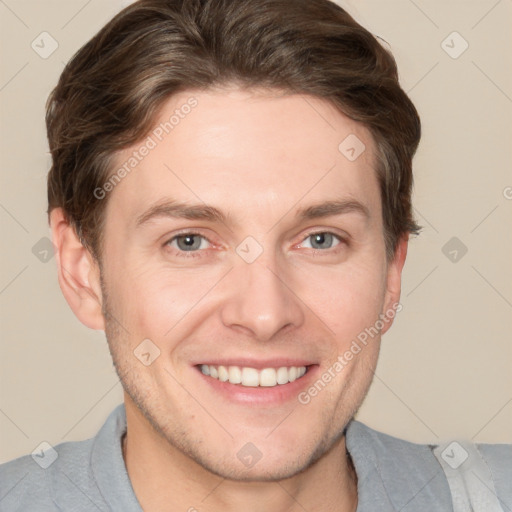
[105,239,388,349]
[116,267,213,342]
[298,260,387,340]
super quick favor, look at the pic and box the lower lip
[195,365,319,405]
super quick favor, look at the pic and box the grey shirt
[1,403,510,511]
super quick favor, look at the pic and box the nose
[219,256,305,341]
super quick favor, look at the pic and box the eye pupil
[177,234,201,251]
[311,232,333,249]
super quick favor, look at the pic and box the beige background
[1,0,511,464]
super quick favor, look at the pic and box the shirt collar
[91,404,444,512]
[91,403,142,511]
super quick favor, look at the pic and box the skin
[50,86,408,512]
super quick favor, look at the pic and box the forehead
[105,87,381,228]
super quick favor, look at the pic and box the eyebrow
[135,198,370,228]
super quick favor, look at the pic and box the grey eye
[304,232,340,250]
[172,234,207,251]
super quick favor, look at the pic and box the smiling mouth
[198,364,309,388]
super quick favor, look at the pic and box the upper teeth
[200,364,307,387]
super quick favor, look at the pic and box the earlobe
[49,208,105,330]
[381,235,409,335]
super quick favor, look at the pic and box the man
[0,0,510,511]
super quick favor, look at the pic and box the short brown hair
[46,0,421,262]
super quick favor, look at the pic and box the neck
[122,404,358,512]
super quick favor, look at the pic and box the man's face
[98,87,402,480]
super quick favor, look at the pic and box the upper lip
[194,358,316,370]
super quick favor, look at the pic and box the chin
[189,450,315,483]
[177,426,342,483]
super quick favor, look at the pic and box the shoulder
[346,419,446,475]
[0,404,130,512]
[346,419,453,511]
[477,442,512,488]
[346,419,512,512]
[0,437,96,511]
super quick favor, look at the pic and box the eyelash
[164,230,346,259]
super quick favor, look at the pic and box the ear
[49,208,105,330]
[380,235,408,335]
